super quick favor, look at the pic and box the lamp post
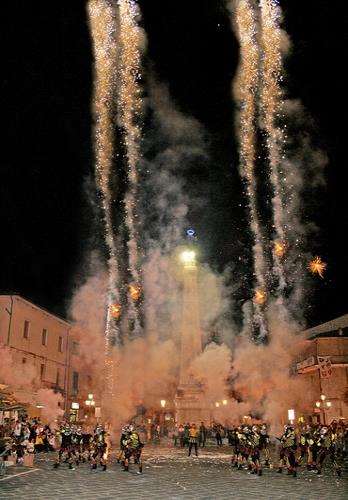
[314,394,331,424]
[85,393,95,420]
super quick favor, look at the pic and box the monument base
[174,382,211,424]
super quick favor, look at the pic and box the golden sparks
[129,284,141,301]
[274,240,286,258]
[254,289,267,305]
[118,1,143,332]
[259,0,287,290]
[110,303,122,319]
[308,257,327,279]
[234,0,268,292]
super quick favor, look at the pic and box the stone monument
[174,247,211,423]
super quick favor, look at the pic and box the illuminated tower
[175,242,211,423]
[178,249,202,385]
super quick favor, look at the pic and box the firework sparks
[88,0,121,395]
[254,289,267,305]
[129,284,141,301]
[274,240,286,258]
[234,0,269,338]
[110,303,122,319]
[259,0,288,292]
[308,256,327,278]
[118,0,143,334]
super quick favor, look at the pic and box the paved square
[0,447,347,499]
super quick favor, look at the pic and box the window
[72,341,79,355]
[22,358,26,364]
[56,368,61,387]
[40,364,45,380]
[58,336,63,353]
[42,328,48,346]
[72,371,79,395]
[23,320,30,339]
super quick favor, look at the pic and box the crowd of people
[52,421,109,470]
[1,415,347,478]
[173,422,224,449]
[174,420,347,478]
[0,416,56,465]
[229,421,347,477]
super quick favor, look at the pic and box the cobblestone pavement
[0,446,347,500]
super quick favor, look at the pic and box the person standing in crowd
[199,422,207,448]
[215,424,223,447]
[183,423,190,447]
[188,423,199,457]
[178,424,185,447]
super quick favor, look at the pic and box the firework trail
[259,0,288,292]
[234,0,268,339]
[88,0,120,394]
[117,0,143,335]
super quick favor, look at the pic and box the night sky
[1,0,346,327]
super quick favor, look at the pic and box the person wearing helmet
[91,425,108,471]
[259,423,271,468]
[117,425,130,466]
[277,425,297,477]
[316,424,342,477]
[122,426,144,474]
[249,425,263,476]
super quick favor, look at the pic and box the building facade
[295,315,348,423]
[0,295,94,420]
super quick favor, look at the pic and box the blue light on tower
[186,228,196,238]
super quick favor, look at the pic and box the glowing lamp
[222,400,228,406]
[186,228,195,237]
[288,409,295,422]
[160,399,166,408]
[326,401,332,408]
[180,250,196,267]
[315,401,321,408]
[320,394,326,401]
[85,400,91,406]
[215,402,220,408]
[129,284,141,301]
[71,402,79,410]
[88,393,94,400]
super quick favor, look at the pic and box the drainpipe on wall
[6,295,14,346]
[64,327,71,415]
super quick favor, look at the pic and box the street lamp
[160,399,166,408]
[314,395,332,424]
[180,250,196,268]
[288,409,295,423]
[222,400,228,406]
[215,402,220,408]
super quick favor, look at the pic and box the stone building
[294,314,348,423]
[0,294,96,421]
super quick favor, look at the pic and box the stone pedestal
[175,379,211,424]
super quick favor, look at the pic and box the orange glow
[308,256,327,278]
[254,289,267,305]
[129,284,141,301]
[274,240,286,258]
[110,303,122,319]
